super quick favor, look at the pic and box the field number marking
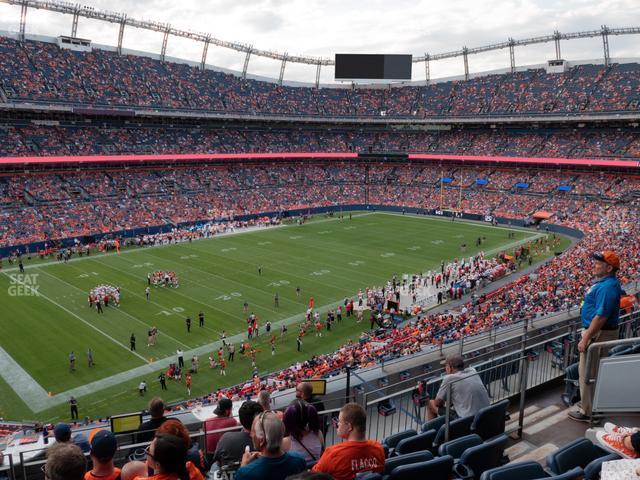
[267,280,290,287]
[216,292,242,301]
[348,260,365,267]
[407,246,421,251]
[78,271,99,278]
[221,247,237,252]
[131,262,154,268]
[344,226,356,230]
[381,252,396,258]
[310,269,330,276]
[318,231,331,235]
[179,254,198,260]
[289,236,302,240]
[257,241,272,246]
[431,240,444,245]
[156,306,185,316]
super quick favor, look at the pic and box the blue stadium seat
[383,451,434,478]
[382,429,417,457]
[421,414,447,433]
[355,473,382,480]
[453,434,509,480]
[433,415,474,450]
[545,467,587,480]
[437,433,483,459]
[480,462,584,480]
[546,438,620,480]
[394,429,437,456]
[388,455,454,480]
[561,362,580,407]
[479,460,548,480]
[471,400,510,440]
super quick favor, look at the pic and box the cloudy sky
[0,0,638,84]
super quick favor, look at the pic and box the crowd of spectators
[1,36,640,118]
[2,123,640,161]
[1,162,639,249]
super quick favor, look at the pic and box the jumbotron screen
[335,54,412,80]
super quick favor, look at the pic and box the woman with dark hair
[156,420,207,479]
[135,433,190,480]
[282,399,324,462]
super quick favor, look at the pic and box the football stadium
[0,1,639,479]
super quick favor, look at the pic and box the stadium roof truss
[2,0,640,86]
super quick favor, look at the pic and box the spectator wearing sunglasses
[135,433,190,480]
[235,411,306,480]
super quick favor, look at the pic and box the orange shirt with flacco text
[312,440,385,480]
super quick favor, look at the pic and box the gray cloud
[243,10,285,33]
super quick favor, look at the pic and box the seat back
[456,434,509,480]
[433,415,474,449]
[421,415,446,433]
[437,433,483,459]
[470,399,510,440]
[389,455,454,480]
[583,453,621,480]
[545,438,609,475]
[479,460,548,480]
[546,467,586,480]
[355,473,383,480]
[395,430,436,456]
[382,429,417,450]
[384,451,433,475]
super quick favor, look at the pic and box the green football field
[0,212,562,422]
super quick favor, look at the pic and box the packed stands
[1,36,640,118]
[2,123,640,161]
[1,162,639,248]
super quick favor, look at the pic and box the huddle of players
[148,271,179,287]
[88,285,121,313]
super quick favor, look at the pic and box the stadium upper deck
[1,123,640,163]
[1,35,639,119]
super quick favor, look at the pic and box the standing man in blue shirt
[569,251,623,423]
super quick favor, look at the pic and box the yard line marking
[37,269,192,350]
[139,248,332,312]
[6,295,351,412]
[1,271,149,365]
[3,212,376,273]
[83,256,228,336]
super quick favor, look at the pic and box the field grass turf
[0,212,565,422]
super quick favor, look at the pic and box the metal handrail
[360,310,640,442]
[363,309,638,399]
[584,337,640,383]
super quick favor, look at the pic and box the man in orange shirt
[185,373,192,396]
[84,429,120,480]
[312,403,384,480]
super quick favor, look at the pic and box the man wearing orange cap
[569,250,623,423]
